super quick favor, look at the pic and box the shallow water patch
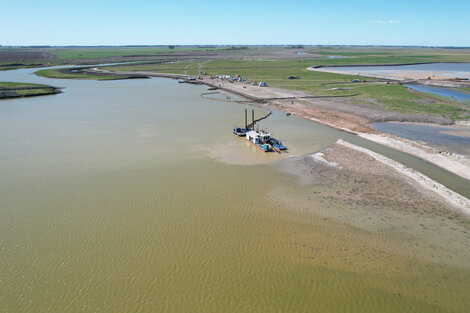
[405,84,470,104]
[373,122,470,155]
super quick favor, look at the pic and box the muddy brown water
[0,67,469,312]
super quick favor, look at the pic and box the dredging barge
[233,109,287,153]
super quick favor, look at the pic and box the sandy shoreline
[87,67,470,182]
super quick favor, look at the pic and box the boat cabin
[258,130,272,140]
[247,130,272,142]
[246,130,260,143]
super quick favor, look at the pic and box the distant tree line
[226,46,248,50]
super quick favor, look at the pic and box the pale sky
[2,0,469,46]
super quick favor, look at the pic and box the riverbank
[79,67,470,181]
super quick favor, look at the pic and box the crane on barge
[233,109,287,153]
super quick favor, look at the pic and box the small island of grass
[34,68,149,80]
[0,82,62,99]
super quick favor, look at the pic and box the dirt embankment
[196,76,455,128]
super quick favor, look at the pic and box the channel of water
[1,66,469,313]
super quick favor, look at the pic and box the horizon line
[2,44,470,49]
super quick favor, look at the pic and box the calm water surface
[405,84,470,103]
[374,122,470,155]
[322,62,470,79]
[1,67,469,312]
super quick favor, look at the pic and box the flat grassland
[0,46,228,69]
[46,46,226,60]
[4,46,470,120]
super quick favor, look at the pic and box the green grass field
[0,46,226,65]
[50,46,470,63]
[46,47,215,60]
[351,84,467,119]
[3,45,470,65]
[17,46,470,120]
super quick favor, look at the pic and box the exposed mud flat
[276,140,470,215]
[272,141,470,268]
